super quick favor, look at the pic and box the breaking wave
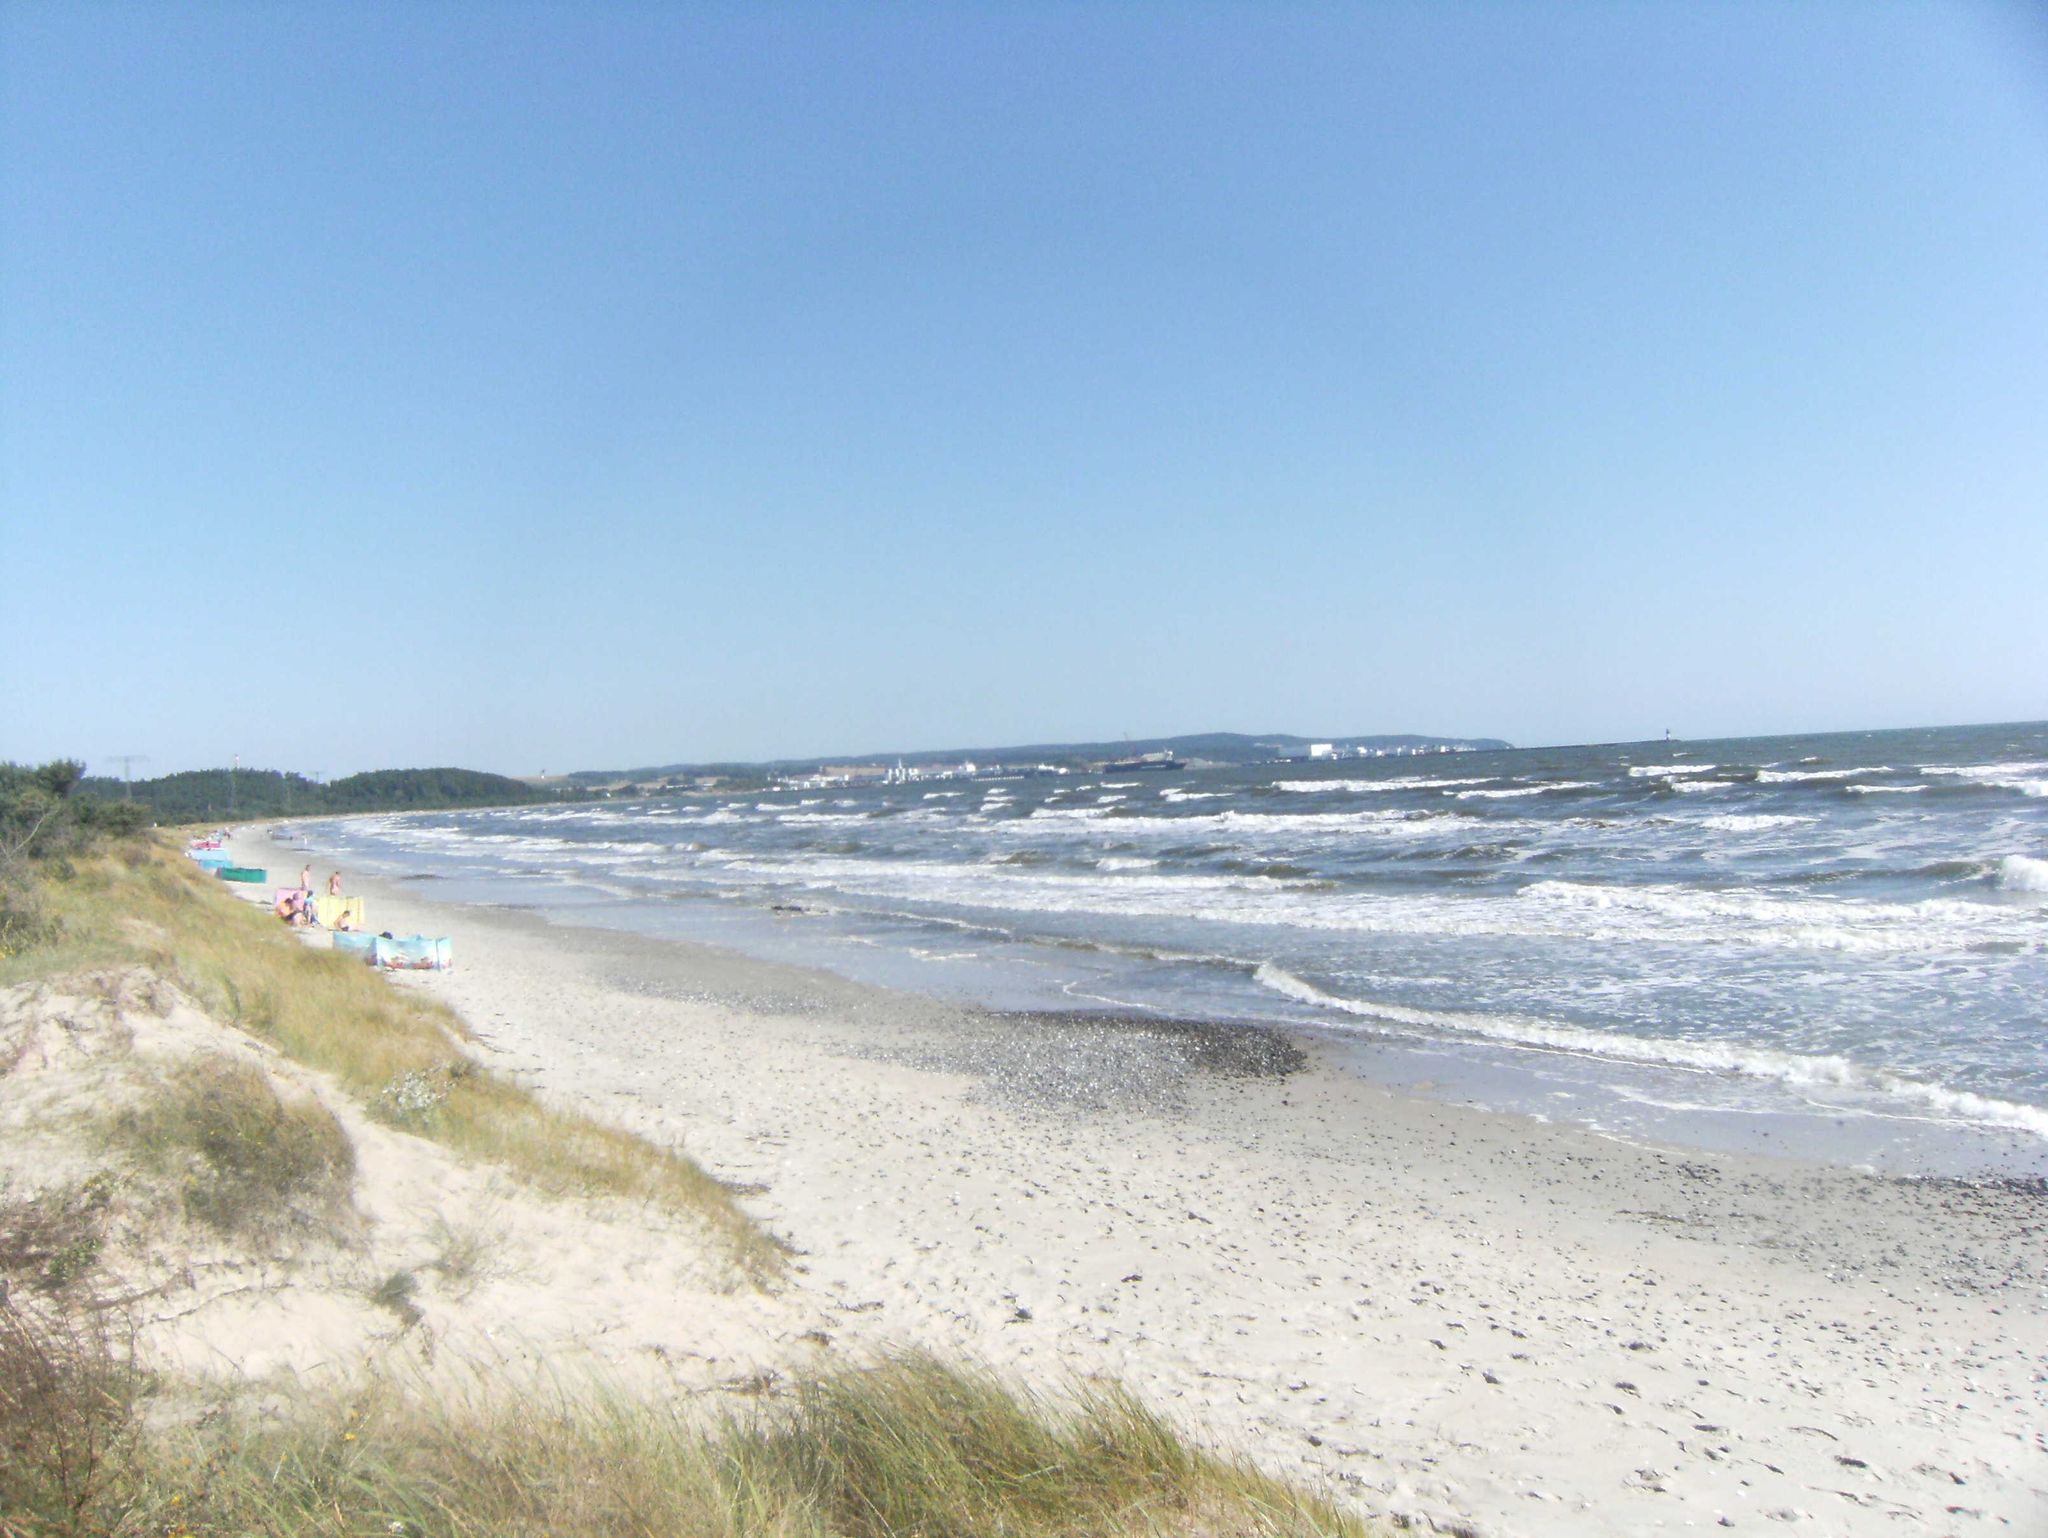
[1273,776,1493,794]
[1754,766,1889,784]
[1999,855,2048,894]
[1250,964,2048,1141]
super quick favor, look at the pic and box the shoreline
[232,824,2048,1535]
[257,800,2048,1184]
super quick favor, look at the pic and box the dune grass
[14,842,781,1286]
[0,1294,140,1538]
[113,1055,355,1238]
[4,1306,1366,1538]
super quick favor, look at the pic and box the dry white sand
[212,826,2046,1535]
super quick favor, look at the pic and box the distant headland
[76,731,1512,815]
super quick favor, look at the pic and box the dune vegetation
[1,1330,1367,1538]
[0,764,1375,1538]
[5,838,779,1286]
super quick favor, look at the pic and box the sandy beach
[226,826,2048,1536]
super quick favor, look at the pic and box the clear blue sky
[4,2,2045,776]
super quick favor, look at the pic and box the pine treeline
[74,766,572,821]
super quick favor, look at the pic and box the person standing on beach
[327,870,343,896]
[300,862,313,891]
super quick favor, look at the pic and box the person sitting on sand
[327,870,343,896]
[274,890,297,922]
[333,909,356,932]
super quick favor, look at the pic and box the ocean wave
[1274,776,1493,794]
[1998,855,2048,894]
[1692,814,1815,833]
[1670,779,1734,794]
[1206,809,1491,837]
[1754,767,1890,784]
[1992,780,2045,798]
[698,850,2036,956]
[1250,964,2048,1141]
[1924,760,2048,779]
[1096,856,1159,871]
[1847,785,1925,795]
[1455,781,1600,799]
[1020,805,1482,839]
[1515,878,2030,953]
[1628,763,1717,777]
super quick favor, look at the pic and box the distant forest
[75,766,577,822]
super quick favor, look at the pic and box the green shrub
[0,760,151,962]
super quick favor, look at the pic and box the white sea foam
[1274,776,1492,794]
[1019,806,1478,839]
[1847,785,1925,795]
[1250,964,2048,1140]
[1514,878,2024,953]
[696,849,2031,957]
[1998,855,2048,894]
[1923,763,2048,797]
[1754,767,1889,784]
[1670,779,1733,794]
[1211,809,1488,836]
[1693,814,1815,833]
[1455,781,1600,799]
[1097,856,1159,871]
[1925,760,2048,778]
[677,809,755,825]
[1629,763,1717,777]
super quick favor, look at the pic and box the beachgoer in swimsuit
[328,870,343,896]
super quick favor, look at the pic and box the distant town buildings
[769,740,1481,789]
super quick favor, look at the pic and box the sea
[295,721,2048,1179]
